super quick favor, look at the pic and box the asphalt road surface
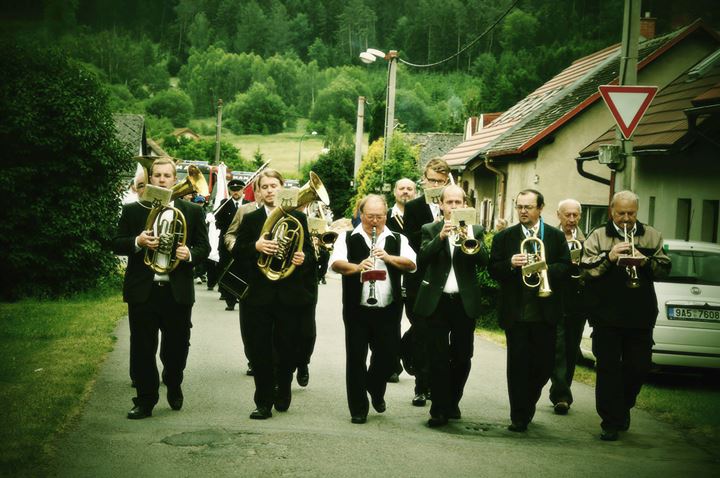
[49,273,719,477]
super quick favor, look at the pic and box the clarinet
[367,226,378,305]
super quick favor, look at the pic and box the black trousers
[296,305,317,368]
[405,294,430,394]
[549,312,586,405]
[243,302,312,409]
[426,294,476,417]
[343,302,400,417]
[218,243,236,308]
[505,321,556,425]
[592,326,653,432]
[128,283,192,408]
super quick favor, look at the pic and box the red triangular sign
[598,85,658,139]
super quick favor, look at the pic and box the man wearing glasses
[489,189,570,433]
[402,158,451,407]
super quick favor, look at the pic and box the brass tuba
[257,172,330,281]
[520,236,552,297]
[142,168,200,274]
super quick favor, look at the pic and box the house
[443,19,720,236]
[113,113,148,157]
[171,127,201,141]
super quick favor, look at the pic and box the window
[648,196,656,226]
[676,198,692,241]
[665,249,720,286]
[701,200,719,243]
[580,205,607,235]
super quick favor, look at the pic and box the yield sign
[598,85,658,139]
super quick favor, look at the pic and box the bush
[224,83,286,134]
[0,39,130,299]
[144,88,194,127]
[301,146,354,219]
[475,231,500,329]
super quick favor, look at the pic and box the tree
[224,83,287,134]
[144,88,194,127]
[309,74,364,133]
[301,146,355,219]
[0,40,129,298]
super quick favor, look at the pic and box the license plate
[667,306,720,322]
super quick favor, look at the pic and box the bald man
[387,178,416,233]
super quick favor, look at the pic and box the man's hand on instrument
[371,246,389,262]
[439,220,453,241]
[291,251,305,266]
[511,253,529,268]
[138,230,158,250]
[358,257,375,273]
[175,245,190,261]
[256,235,279,255]
[609,242,631,262]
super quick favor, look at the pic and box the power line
[399,0,520,69]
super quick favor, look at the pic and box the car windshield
[664,249,720,286]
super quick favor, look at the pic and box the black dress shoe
[554,401,570,415]
[249,407,272,419]
[412,393,427,407]
[600,429,619,441]
[246,365,254,376]
[274,388,292,412]
[507,422,528,432]
[351,415,367,424]
[130,380,137,388]
[387,373,399,383]
[447,406,461,420]
[225,306,235,311]
[427,415,448,428]
[371,399,386,413]
[619,415,631,431]
[167,386,183,411]
[296,365,309,387]
[127,405,152,420]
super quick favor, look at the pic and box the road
[49,272,719,477]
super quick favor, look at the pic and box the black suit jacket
[215,198,239,234]
[414,221,489,318]
[232,207,317,307]
[113,199,210,305]
[488,222,571,329]
[402,196,435,297]
[386,210,403,234]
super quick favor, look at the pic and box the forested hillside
[3,0,718,142]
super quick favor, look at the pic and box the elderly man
[549,199,588,415]
[582,190,670,441]
[387,178,416,233]
[414,185,488,427]
[489,189,570,432]
[330,194,416,424]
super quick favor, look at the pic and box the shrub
[144,88,194,127]
[0,40,129,299]
[301,146,354,219]
[224,83,286,134]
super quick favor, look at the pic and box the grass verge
[0,289,126,476]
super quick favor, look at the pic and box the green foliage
[162,136,253,170]
[224,83,287,134]
[253,147,265,168]
[395,88,438,132]
[309,74,364,133]
[144,88,194,127]
[0,39,129,299]
[348,133,420,216]
[302,146,355,219]
[144,114,175,138]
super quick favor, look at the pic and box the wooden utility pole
[354,96,365,184]
[214,99,223,164]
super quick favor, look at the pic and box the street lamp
[298,130,317,172]
[359,48,399,171]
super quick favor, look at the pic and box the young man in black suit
[489,189,571,432]
[113,157,209,419]
[401,158,450,407]
[414,185,489,427]
[330,194,417,424]
[215,178,246,311]
[232,169,317,420]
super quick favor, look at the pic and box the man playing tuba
[232,169,318,420]
[113,157,209,420]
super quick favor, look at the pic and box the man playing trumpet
[581,190,670,441]
[489,189,570,432]
[413,185,489,427]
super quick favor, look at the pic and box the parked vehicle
[580,239,720,369]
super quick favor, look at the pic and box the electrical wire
[398,0,520,69]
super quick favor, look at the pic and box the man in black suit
[113,157,209,419]
[232,169,317,420]
[402,158,450,407]
[489,189,570,432]
[414,185,489,427]
[330,194,417,424]
[215,178,246,311]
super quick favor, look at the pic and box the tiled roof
[113,114,145,156]
[580,54,720,154]
[405,132,464,168]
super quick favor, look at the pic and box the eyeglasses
[363,214,385,221]
[425,176,447,186]
[515,205,537,211]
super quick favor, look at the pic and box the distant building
[171,127,201,141]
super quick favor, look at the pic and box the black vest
[342,231,402,306]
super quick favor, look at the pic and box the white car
[580,239,720,369]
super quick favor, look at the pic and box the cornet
[568,229,583,280]
[452,221,481,255]
[520,236,552,297]
[618,224,641,288]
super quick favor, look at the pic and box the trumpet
[520,236,552,297]
[452,221,481,255]
[619,224,641,288]
[568,229,583,280]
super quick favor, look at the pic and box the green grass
[0,289,126,476]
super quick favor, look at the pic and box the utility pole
[214,99,223,164]
[353,96,365,185]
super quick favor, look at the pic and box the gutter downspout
[576,155,613,219]
[483,159,506,220]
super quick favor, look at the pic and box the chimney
[640,12,656,41]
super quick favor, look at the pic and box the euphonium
[452,220,481,255]
[520,236,552,297]
[143,175,199,274]
[257,172,330,281]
